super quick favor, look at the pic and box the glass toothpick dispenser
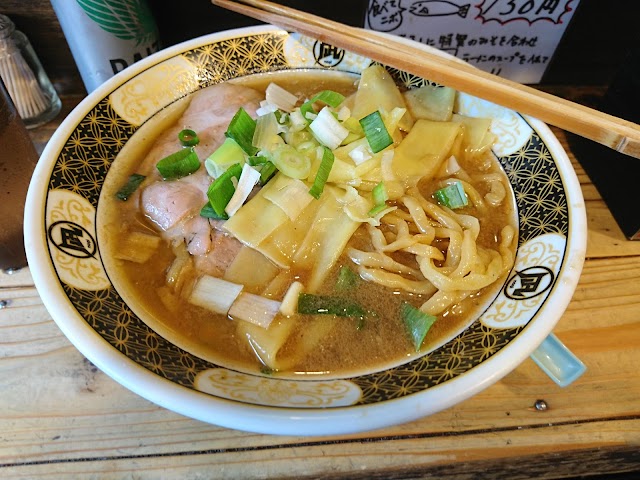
[0,14,61,128]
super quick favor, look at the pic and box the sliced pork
[138,82,260,266]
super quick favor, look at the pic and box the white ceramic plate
[25,26,586,436]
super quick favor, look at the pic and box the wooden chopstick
[212,0,640,159]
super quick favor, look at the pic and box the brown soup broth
[99,70,516,378]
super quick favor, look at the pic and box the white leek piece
[265,82,298,112]
[309,106,349,150]
[279,281,304,317]
[189,275,243,315]
[225,163,261,217]
[348,143,373,165]
[228,292,281,329]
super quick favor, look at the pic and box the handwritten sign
[365,0,579,83]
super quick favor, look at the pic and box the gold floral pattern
[44,31,571,407]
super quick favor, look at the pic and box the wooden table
[1,92,639,479]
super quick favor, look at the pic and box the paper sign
[365,0,579,83]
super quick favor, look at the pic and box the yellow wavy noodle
[355,178,515,316]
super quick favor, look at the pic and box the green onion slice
[298,90,345,124]
[200,202,229,220]
[205,137,246,178]
[434,181,468,209]
[271,144,311,179]
[206,163,243,216]
[401,302,437,352]
[247,155,269,166]
[309,147,335,199]
[335,266,359,291]
[299,100,316,122]
[310,90,345,108]
[178,128,199,147]
[297,293,366,318]
[156,148,200,180]
[259,161,277,185]
[368,203,390,217]
[372,181,388,205]
[225,108,258,156]
[360,110,393,153]
[368,181,389,216]
[115,173,145,201]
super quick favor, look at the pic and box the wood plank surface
[1,94,639,478]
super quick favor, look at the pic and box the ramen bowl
[24,26,586,436]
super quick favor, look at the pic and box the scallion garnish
[336,266,359,291]
[156,148,200,180]
[205,137,246,178]
[434,181,468,209]
[360,110,393,153]
[225,108,258,156]
[372,181,388,205]
[297,293,366,318]
[200,202,229,220]
[310,90,345,108]
[178,128,199,147]
[309,147,335,199]
[206,163,243,216]
[247,155,268,166]
[401,302,437,352]
[115,173,145,201]
[299,100,316,122]
[368,181,389,216]
[271,144,311,179]
[259,161,277,185]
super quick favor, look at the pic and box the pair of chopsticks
[212,0,640,159]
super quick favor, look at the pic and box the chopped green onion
[115,173,145,201]
[372,181,388,205]
[368,204,390,217]
[156,148,200,180]
[310,90,345,108]
[309,147,335,199]
[225,108,258,156]
[360,110,393,153]
[205,137,246,178]
[271,144,311,179]
[367,181,389,216]
[434,181,468,209]
[297,293,366,318]
[178,128,199,147]
[200,202,229,220]
[206,163,243,216]
[309,106,350,149]
[299,101,316,122]
[259,161,277,185]
[336,266,359,291]
[401,302,437,352]
[247,155,268,166]
[298,90,345,123]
